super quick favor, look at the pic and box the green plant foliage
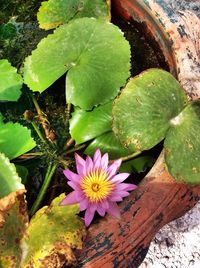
[37,0,110,30]
[0,153,24,198]
[0,23,17,39]
[0,122,36,160]
[113,69,188,151]
[119,155,155,173]
[165,101,200,184]
[15,165,29,184]
[85,131,134,159]
[0,59,23,101]
[0,189,28,268]
[23,18,130,110]
[70,102,112,144]
[21,194,86,267]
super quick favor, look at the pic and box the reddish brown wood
[76,154,200,267]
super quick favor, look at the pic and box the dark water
[112,15,169,76]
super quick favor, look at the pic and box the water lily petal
[97,205,106,217]
[80,198,89,211]
[61,149,137,227]
[101,153,109,170]
[93,148,101,168]
[115,183,137,192]
[110,173,130,184]
[108,194,123,202]
[84,208,95,227]
[85,155,93,173]
[75,153,85,175]
[63,169,80,182]
[67,181,79,191]
[113,190,130,198]
[107,159,122,179]
[107,202,121,219]
[101,200,109,209]
[60,191,78,205]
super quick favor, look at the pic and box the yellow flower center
[81,169,114,202]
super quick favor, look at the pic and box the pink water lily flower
[60,149,137,226]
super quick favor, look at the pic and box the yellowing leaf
[0,189,28,268]
[21,194,86,268]
[37,0,110,30]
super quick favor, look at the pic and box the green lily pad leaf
[21,194,86,267]
[0,122,36,160]
[37,0,110,30]
[0,153,24,198]
[0,59,23,102]
[113,69,188,151]
[23,18,130,110]
[165,101,200,184]
[119,155,155,173]
[0,189,28,268]
[85,131,134,159]
[70,102,112,144]
[15,165,29,184]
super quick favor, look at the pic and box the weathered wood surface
[76,1,200,267]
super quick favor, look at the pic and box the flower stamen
[92,183,100,192]
[81,170,114,202]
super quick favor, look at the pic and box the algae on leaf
[165,101,200,184]
[38,0,110,30]
[21,194,86,268]
[0,189,28,268]
[113,69,188,151]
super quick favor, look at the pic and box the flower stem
[31,121,47,144]
[29,162,57,216]
[32,95,56,143]
[66,103,71,122]
[66,144,86,154]
[32,94,43,116]
[18,152,44,159]
[120,151,142,162]
[65,138,74,148]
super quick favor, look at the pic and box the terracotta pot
[76,1,200,267]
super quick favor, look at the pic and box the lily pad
[0,153,24,198]
[0,189,28,268]
[0,59,23,102]
[165,101,200,184]
[0,122,36,160]
[23,18,130,110]
[85,131,134,159]
[21,194,86,267]
[113,69,188,151]
[38,0,110,30]
[70,102,112,144]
